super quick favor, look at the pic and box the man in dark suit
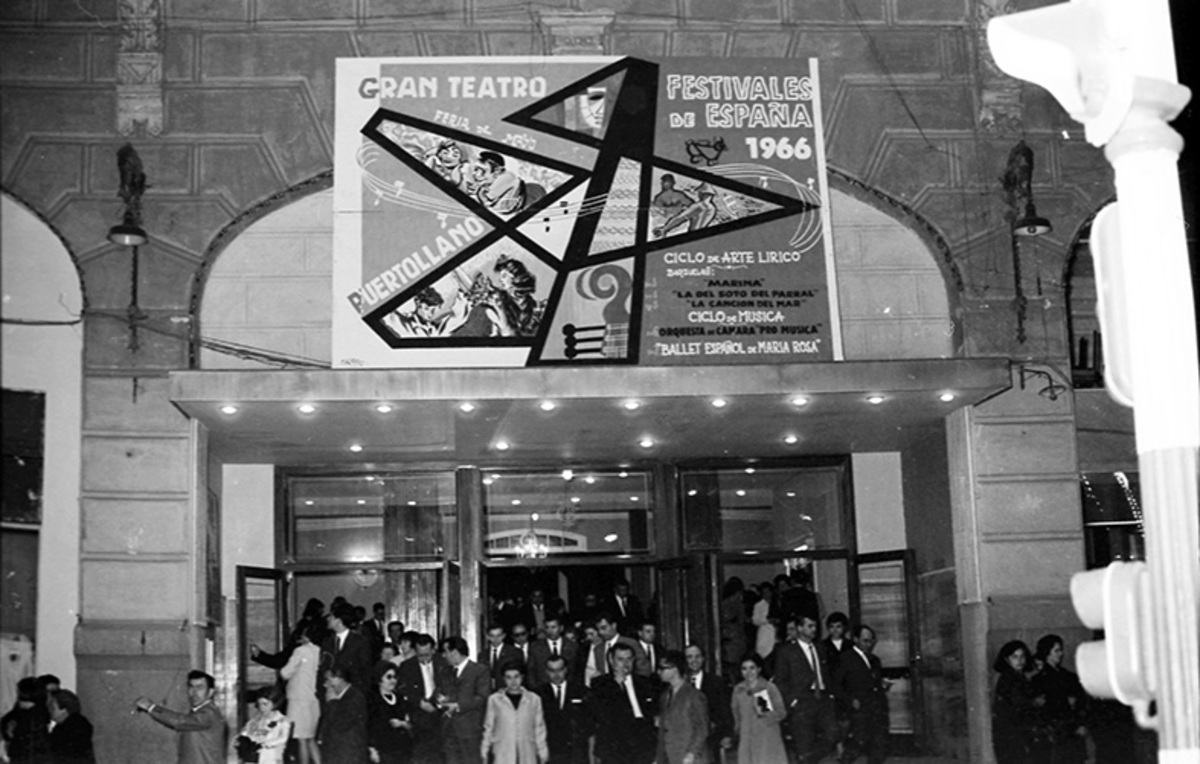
[362,601,388,661]
[321,601,375,696]
[482,623,522,690]
[528,615,578,690]
[436,635,490,764]
[589,613,648,685]
[831,625,889,764]
[517,587,567,638]
[773,614,838,764]
[536,654,590,764]
[684,643,733,760]
[396,633,447,764]
[779,569,820,627]
[319,664,369,764]
[603,579,644,636]
[587,641,658,764]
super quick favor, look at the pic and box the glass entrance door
[236,566,288,728]
[854,549,922,752]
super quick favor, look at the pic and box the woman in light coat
[481,662,548,764]
[280,623,324,764]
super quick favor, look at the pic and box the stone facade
[1,1,1121,761]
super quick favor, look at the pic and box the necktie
[493,647,500,666]
[550,641,559,657]
[624,677,643,718]
[807,643,824,691]
[693,675,701,690]
[555,683,563,709]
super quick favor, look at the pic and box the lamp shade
[107,223,148,247]
[1013,201,1052,237]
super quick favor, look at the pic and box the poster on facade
[333,56,840,368]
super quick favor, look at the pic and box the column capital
[537,10,616,56]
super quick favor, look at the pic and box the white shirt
[622,675,643,718]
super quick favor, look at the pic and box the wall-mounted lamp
[1004,140,1053,237]
[108,144,149,351]
[109,143,148,246]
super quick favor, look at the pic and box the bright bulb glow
[784,435,798,444]
[745,467,755,474]
[219,404,238,415]
[562,469,574,481]
[622,400,641,411]
[786,491,796,497]
[867,395,885,405]
[687,489,698,497]
[736,489,746,496]
[570,496,580,503]
[495,440,510,451]
[619,471,628,478]
[482,477,493,486]
[458,402,476,413]
[531,513,540,522]
[511,499,522,506]
[356,499,366,505]
[939,392,956,402]
[711,397,728,408]
[604,534,619,543]
[407,500,416,506]
[375,403,394,413]
[539,401,557,411]
[584,476,595,484]
[639,438,654,448]
[297,403,316,414]
[304,500,314,506]
[630,496,639,502]
[791,395,809,406]
[349,444,363,452]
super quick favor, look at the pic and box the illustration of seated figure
[651,174,695,218]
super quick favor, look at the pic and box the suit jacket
[590,635,648,684]
[820,637,853,672]
[831,647,886,713]
[772,640,826,711]
[322,630,375,695]
[481,688,549,764]
[147,699,226,764]
[516,599,567,634]
[436,659,490,742]
[588,672,659,763]
[691,671,733,743]
[47,713,96,764]
[396,654,450,739]
[603,593,644,633]
[484,642,525,689]
[656,683,709,764]
[536,681,590,764]
[319,684,369,764]
[528,637,578,689]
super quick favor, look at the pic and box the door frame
[235,565,289,729]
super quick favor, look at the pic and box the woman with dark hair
[731,653,787,764]
[992,640,1049,763]
[238,685,291,764]
[367,662,412,764]
[46,689,95,764]
[252,597,329,670]
[481,661,548,764]
[486,256,543,337]
[1030,634,1088,763]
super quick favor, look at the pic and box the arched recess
[1,191,84,688]
[197,175,957,368]
[191,172,332,369]
[1061,199,1113,388]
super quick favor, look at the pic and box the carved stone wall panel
[256,0,356,22]
[44,0,118,23]
[669,30,728,58]
[164,28,197,81]
[421,30,486,56]
[866,134,953,205]
[355,31,422,57]
[691,0,783,24]
[895,0,969,24]
[484,31,542,56]
[88,141,193,196]
[198,143,285,211]
[0,32,87,80]
[728,30,792,57]
[365,0,464,22]
[166,0,245,24]
[141,196,236,254]
[0,89,114,179]
[83,310,191,369]
[5,141,86,212]
[164,86,331,181]
[610,30,667,57]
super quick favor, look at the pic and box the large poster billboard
[333,56,840,368]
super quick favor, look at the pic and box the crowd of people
[0,674,95,763]
[156,574,886,764]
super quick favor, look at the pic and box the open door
[236,566,289,729]
[655,556,708,658]
[854,549,922,754]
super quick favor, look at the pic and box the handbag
[235,734,261,763]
